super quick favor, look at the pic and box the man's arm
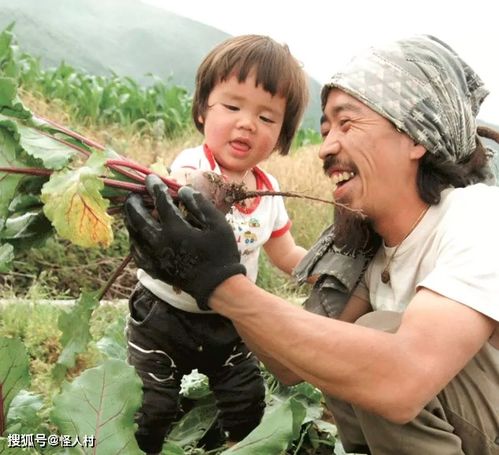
[210,276,496,424]
[236,326,304,385]
[240,294,372,384]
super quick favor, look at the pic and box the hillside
[0,0,322,128]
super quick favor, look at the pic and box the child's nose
[236,113,256,132]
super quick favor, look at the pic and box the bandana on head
[324,35,489,162]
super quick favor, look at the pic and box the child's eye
[260,115,275,124]
[223,104,239,111]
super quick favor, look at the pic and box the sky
[141,0,498,123]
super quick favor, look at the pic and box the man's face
[319,88,420,218]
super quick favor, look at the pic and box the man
[124,35,499,454]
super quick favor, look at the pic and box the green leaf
[167,401,219,448]
[0,437,38,453]
[0,26,14,62]
[17,124,77,170]
[0,77,16,108]
[95,314,127,361]
[161,441,185,455]
[51,359,143,455]
[0,337,31,418]
[41,152,113,248]
[0,78,31,119]
[52,292,100,383]
[8,194,41,212]
[0,210,53,251]
[5,390,43,435]
[222,396,306,454]
[0,243,13,272]
[0,127,24,218]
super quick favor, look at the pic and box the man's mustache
[322,155,357,176]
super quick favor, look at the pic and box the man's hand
[124,174,246,310]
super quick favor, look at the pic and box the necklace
[380,204,430,284]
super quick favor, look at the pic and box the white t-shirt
[138,144,291,313]
[354,184,499,332]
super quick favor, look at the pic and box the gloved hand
[124,174,246,310]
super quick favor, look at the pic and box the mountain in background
[0,0,322,129]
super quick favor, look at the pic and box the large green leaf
[52,292,100,383]
[51,359,143,455]
[0,337,30,422]
[167,401,219,449]
[222,396,306,454]
[5,390,43,435]
[273,382,324,424]
[41,152,113,248]
[17,124,77,170]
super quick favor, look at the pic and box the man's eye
[339,119,351,128]
[321,130,330,139]
[223,104,239,111]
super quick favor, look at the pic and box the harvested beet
[185,170,244,214]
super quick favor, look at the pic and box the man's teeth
[331,171,355,184]
[331,171,355,192]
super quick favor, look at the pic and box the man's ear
[410,143,426,160]
[198,115,204,125]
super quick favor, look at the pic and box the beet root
[185,170,242,214]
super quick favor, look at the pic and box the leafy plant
[0,25,339,454]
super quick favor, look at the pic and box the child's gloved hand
[124,174,246,310]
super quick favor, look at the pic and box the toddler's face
[199,71,285,175]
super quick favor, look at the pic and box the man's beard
[333,206,379,255]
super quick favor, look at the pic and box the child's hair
[192,35,309,155]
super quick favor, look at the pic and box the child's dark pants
[126,284,265,454]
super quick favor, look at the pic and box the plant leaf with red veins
[41,152,113,248]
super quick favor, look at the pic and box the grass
[0,300,127,403]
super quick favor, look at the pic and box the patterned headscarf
[323,35,489,162]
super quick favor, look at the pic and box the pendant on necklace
[381,270,390,284]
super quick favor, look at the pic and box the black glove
[124,174,246,310]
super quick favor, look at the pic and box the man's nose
[318,131,340,160]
